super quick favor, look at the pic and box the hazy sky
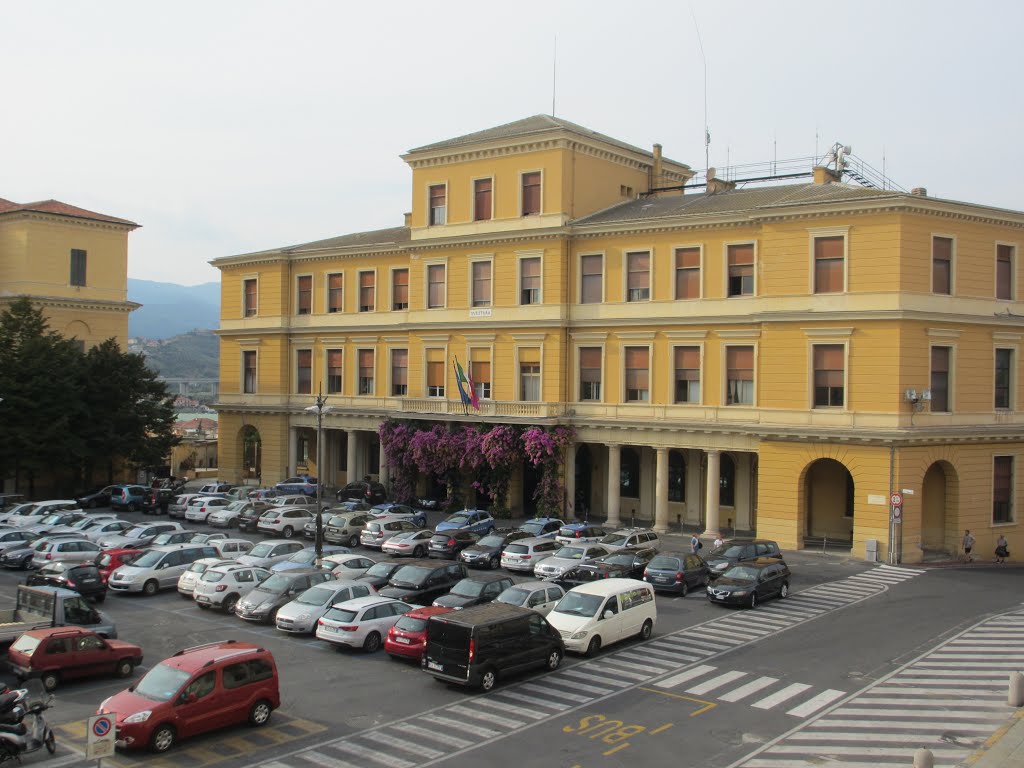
[3,1,1020,285]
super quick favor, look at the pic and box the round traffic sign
[92,716,112,737]
[890,492,903,507]
[892,507,903,520]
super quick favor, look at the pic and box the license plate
[196,595,209,603]
[430,543,442,549]
[426,661,442,671]
[395,637,411,644]
[655,577,671,584]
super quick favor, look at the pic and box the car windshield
[201,571,227,582]
[495,587,530,606]
[39,514,65,525]
[714,545,746,558]
[328,515,351,526]
[446,515,470,525]
[394,615,427,632]
[248,543,275,558]
[10,634,42,655]
[187,562,210,574]
[129,550,166,568]
[476,535,505,548]
[649,556,683,570]
[555,546,586,560]
[601,533,629,546]
[553,592,603,618]
[519,522,549,536]
[134,663,192,702]
[288,551,316,564]
[505,543,529,555]
[601,553,635,566]
[391,565,434,584]
[323,607,357,623]
[123,528,148,539]
[450,580,487,597]
[225,501,248,512]
[256,574,291,592]
[723,566,760,580]
[365,562,398,578]
[295,586,335,605]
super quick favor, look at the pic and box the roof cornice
[0,295,140,313]
[0,209,139,232]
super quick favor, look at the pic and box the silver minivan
[29,537,102,568]
[108,544,221,596]
[360,517,422,550]
[500,536,563,573]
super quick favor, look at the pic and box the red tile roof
[0,198,138,227]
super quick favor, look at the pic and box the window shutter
[518,347,541,365]
[727,346,753,378]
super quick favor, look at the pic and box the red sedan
[384,606,453,661]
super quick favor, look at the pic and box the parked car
[189,532,228,545]
[198,482,234,495]
[257,507,314,538]
[97,640,279,753]
[274,476,318,496]
[357,561,405,590]
[361,517,423,550]
[192,564,271,612]
[270,545,350,572]
[275,579,376,634]
[248,488,280,502]
[321,553,376,578]
[8,501,80,528]
[706,558,791,608]
[30,511,86,534]
[95,548,143,584]
[705,539,783,578]
[108,544,221,595]
[369,503,427,527]
[0,529,38,557]
[270,495,318,508]
[30,537,102,569]
[600,528,661,552]
[80,519,135,543]
[167,494,202,519]
[381,529,434,558]
[428,530,480,560]
[76,486,117,509]
[316,596,414,652]
[547,579,657,656]
[378,560,467,605]
[148,530,199,548]
[185,497,233,524]
[236,505,270,533]
[555,523,609,545]
[554,547,659,589]
[534,543,612,580]
[435,509,495,536]
[1,534,79,570]
[26,561,108,602]
[211,538,255,559]
[176,557,234,598]
[9,626,142,691]
[208,500,271,529]
[423,603,564,691]
[235,568,334,624]
[500,536,563,573]
[0,502,37,525]
[383,606,453,661]
[337,480,387,506]
[236,539,305,569]
[109,485,149,513]
[495,581,565,616]
[643,551,711,595]
[141,487,175,515]
[98,522,185,550]
[459,529,532,569]
[433,573,515,609]
[516,517,564,539]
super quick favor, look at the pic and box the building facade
[212,115,1024,563]
[0,198,139,349]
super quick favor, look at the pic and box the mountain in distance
[128,278,220,338]
[137,329,220,380]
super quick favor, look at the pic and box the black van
[378,560,467,605]
[423,603,564,691]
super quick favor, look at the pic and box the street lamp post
[304,390,332,568]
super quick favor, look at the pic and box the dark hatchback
[428,531,479,560]
[706,559,790,608]
[337,481,388,506]
[553,547,659,590]
[705,539,782,579]
[75,486,115,509]
[432,574,515,609]
[459,530,531,569]
[26,562,108,602]
[379,560,467,605]
[236,506,268,534]
[643,552,711,595]
[357,561,405,590]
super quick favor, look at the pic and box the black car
[705,539,782,579]
[459,529,531,569]
[337,481,387,506]
[26,562,107,602]
[236,506,267,534]
[234,568,334,624]
[428,531,480,560]
[552,547,658,590]
[643,551,710,595]
[75,486,116,510]
[433,574,515,609]
[141,487,174,515]
[357,561,405,590]
[706,558,790,608]
[379,560,467,605]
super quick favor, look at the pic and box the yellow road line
[639,686,717,716]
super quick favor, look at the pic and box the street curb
[960,708,1024,766]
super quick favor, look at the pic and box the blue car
[275,476,318,496]
[109,484,150,512]
[270,544,351,572]
[436,509,496,536]
[370,502,427,528]
[516,517,564,539]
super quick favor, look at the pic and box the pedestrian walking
[690,533,702,554]
[713,535,724,549]
[995,534,1010,564]
[962,529,975,562]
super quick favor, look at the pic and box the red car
[8,626,143,692]
[96,548,143,584]
[384,606,453,661]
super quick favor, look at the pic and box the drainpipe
[888,445,895,564]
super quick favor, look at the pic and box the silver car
[533,543,612,579]
[167,494,202,519]
[176,557,234,597]
[236,539,305,568]
[29,537,102,568]
[208,500,271,528]
[500,536,563,573]
[80,519,134,543]
[271,495,318,508]
[184,497,233,524]
[212,538,255,559]
[108,543,221,595]
[192,563,270,612]
[98,522,185,549]
[320,511,372,547]
[275,579,377,634]
[494,581,565,616]
[360,517,423,550]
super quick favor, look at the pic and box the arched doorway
[805,458,854,542]
[574,445,593,519]
[921,461,952,554]
[240,425,262,481]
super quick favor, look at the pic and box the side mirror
[602,610,614,620]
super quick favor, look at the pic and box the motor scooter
[0,679,55,762]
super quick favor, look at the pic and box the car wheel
[779,582,789,599]
[413,546,425,558]
[489,555,500,570]
[586,636,602,657]
[229,518,239,529]
[20,555,32,570]
[149,724,176,753]
[128,503,137,513]
[639,619,653,641]
[116,659,134,678]
[142,580,159,596]
[749,592,758,609]
[40,671,59,692]
[43,728,55,754]
[224,594,240,613]
[546,649,563,671]
[349,535,359,548]
[248,699,273,727]
[363,632,382,653]
[282,526,294,539]
[680,579,689,597]
[479,667,498,692]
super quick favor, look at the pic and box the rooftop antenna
[689,4,709,172]
[551,34,557,116]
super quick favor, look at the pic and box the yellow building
[0,198,139,348]
[212,115,1024,563]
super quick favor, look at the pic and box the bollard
[912,748,934,768]
[1009,671,1024,707]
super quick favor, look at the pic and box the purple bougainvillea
[522,425,576,517]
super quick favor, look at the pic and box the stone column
[346,430,359,484]
[654,448,669,533]
[565,443,578,518]
[287,427,298,479]
[703,449,721,538]
[685,449,702,525]
[379,441,389,488]
[606,444,621,528]
[734,453,751,533]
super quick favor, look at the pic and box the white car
[208,500,271,528]
[271,495,318,508]
[8,501,79,528]
[257,507,314,538]
[494,581,565,617]
[177,557,234,597]
[192,563,271,612]
[211,538,255,559]
[381,529,434,558]
[184,497,233,524]
[534,544,611,580]
[322,553,377,578]
[316,596,414,653]
[275,580,377,634]
[79,520,135,542]
[236,539,305,568]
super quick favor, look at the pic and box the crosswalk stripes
[732,605,1024,768]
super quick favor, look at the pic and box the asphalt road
[1,507,1020,768]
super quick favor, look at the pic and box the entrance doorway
[574,445,593,520]
[805,458,854,543]
[921,462,951,555]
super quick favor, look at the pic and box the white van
[546,578,656,656]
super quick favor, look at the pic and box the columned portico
[565,443,578,518]
[288,427,298,477]
[686,449,702,526]
[606,444,621,528]
[703,449,721,538]
[379,441,389,487]
[347,430,359,483]
[654,447,669,533]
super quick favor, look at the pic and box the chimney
[911,187,928,196]
[403,212,412,226]
[652,143,663,185]
[813,165,842,185]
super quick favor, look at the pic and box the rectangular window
[70,249,87,286]
[520,257,541,305]
[995,348,1013,410]
[474,178,492,221]
[997,244,1015,300]
[472,261,492,307]
[933,236,953,295]
[994,456,1014,524]
[392,268,409,310]
[813,344,845,407]
[626,251,650,302]
[675,247,700,300]
[327,273,343,313]
[581,254,603,304]
[427,264,446,309]
[297,350,312,395]
[243,351,257,394]
[426,349,444,397]
[814,236,844,293]
[673,346,701,403]
[519,348,541,401]
[624,347,649,402]
[930,346,950,412]
[243,278,257,317]
[727,243,754,297]
[358,349,375,395]
[297,276,312,315]
[429,184,446,226]
[579,347,601,401]
[471,356,491,400]
[327,349,343,394]
[726,346,754,405]
[391,349,408,396]
[521,172,541,216]
[359,271,375,312]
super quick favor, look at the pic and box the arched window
[668,450,685,502]
[719,454,736,507]
[620,447,640,499]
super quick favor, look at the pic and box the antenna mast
[551,34,557,116]
[689,5,709,171]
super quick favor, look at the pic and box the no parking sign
[86,714,115,760]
